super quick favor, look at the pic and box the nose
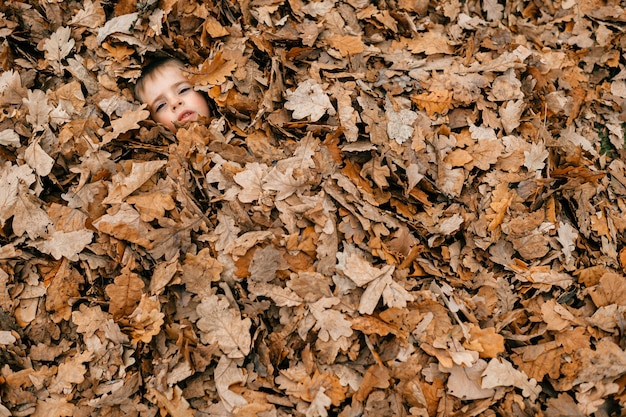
[171,97,183,110]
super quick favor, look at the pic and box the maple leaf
[43,26,75,75]
[285,79,335,122]
[196,294,252,358]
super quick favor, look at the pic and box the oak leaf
[285,79,335,122]
[105,268,145,318]
[190,51,238,86]
[214,356,248,412]
[411,90,452,117]
[43,26,75,74]
[69,0,106,28]
[386,103,417,144]
[23,89,53,132]
[24,140,55,177]
[96,12,140,44]
[31,229,93,261]
[103,160,167,205]
[326,35,366,57]
[128,294,165,344]
[481,358,540,400]
[182,248,223,297]
[102,106,151,144]
[196,294,252,358]
[309,297,353,342]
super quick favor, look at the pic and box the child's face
[139,65,210,132]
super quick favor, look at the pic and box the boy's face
[139,65,210,132]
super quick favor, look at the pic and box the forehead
[139,64,189,101]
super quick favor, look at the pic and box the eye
[155,102,166,112]
[179,86,191,94]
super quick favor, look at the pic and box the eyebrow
[149,80,191,110]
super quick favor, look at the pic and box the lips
[178,110,196,122]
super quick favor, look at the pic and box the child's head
[135,57,210,132]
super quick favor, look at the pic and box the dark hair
[134,57,184,102]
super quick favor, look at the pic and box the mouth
[178,110,196,122]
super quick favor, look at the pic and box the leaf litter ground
[1,0,626,416]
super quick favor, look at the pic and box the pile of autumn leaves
[2,0,626,416]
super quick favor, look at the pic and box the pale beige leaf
[233,162,269,203]
[215,356,248,412]
[386,106,417,144]
[523,141,548,173]
[0,163,35,226]
[23,89,53,132]
[196,294,252,358]
[557,221,578,265]
[481,358,540,400]
[24,140,55,177]
[12,192,50,239]
[499,99,525,134]
[96,12,140,44]
[285,79,335,122]
[309,297,353,342]
[381,276,414,309]
[31,229,93,261]
[263,166,307,201]
[306,387,332,417]
[0,129,20,147]
[43,26,75,74]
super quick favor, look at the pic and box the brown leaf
[105,267,145,318]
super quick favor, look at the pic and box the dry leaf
[196,294,252,358]
[285,79,335,122]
